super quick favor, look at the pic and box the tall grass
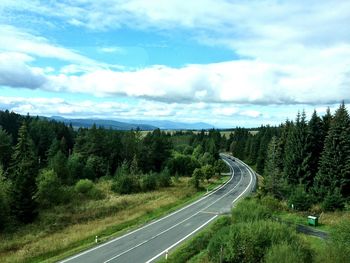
[0,176,227,263]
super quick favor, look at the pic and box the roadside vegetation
[0,109,229,262]
[0,101,349,262]
[162,196,350,263]
[161,102,350,263]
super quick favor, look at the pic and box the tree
[283,111,311,185]
[0,165,10,229]
[35,169,63,208]
[191,168,204,189]
[0,127,12,169]
[10,122,38,223]
[263,136,287,199]
[306,110,324,189]
[202,164,215,182]
[314,103,350,199]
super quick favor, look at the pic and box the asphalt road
[60,155,256,263]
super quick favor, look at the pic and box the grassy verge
[157,216,231,263]
[162,195,350,263]
[0,176,229,263]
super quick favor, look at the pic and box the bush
[321,189,345,211]
[75,179,94,194]
[36,169,64,207]
[141,173,157,192]
[74,179,103,199]
[288,185,312,211]
[232,198,272,223]
[111,175,140,194]
[208,220,302,263]
[265,242,312,263]
[158,168,172,187]
[260,195,283,212]
[318,219,350,262]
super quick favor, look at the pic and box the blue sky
[0,0,349,127]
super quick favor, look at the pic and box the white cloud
[0,52,47,89]
[1,0,350,111]
[0,25,95,64]
[36,57,349,104]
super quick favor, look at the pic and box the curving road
[60,154,256,263]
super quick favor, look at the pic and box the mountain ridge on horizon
[48,116,215,130]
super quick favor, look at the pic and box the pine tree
[263,136,286,198]
[306,110,324,189]
[314,103,350,198]
[283,111,311,185]
[0,127,12,169]
[10,122,38,223]
[322,107,333,137]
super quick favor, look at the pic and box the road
[60,155,256,263]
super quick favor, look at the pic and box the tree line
[228,103,349,211]
[0,110,225,229]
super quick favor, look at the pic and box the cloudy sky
[0,0,349,127]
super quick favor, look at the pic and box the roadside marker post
[95,236,98,243]
[165,250,168,260]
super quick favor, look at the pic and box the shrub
[208,220,302,263]
[318,219,350,262]
[288,185,312,211]
[36,169,64,207]
[158,168,172,187]
[75,179,94,194]
[321,189,345,211]
[260,195,283,212]
[111,175,140,194]
[265,242,312,263]
[74,179,103,199]
[232,198,272,223]
[141,173,157,192]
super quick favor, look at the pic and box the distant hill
[48,116,215,130]
[123,119,215,130]
[49,116,157,131]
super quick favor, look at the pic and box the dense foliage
[229,103,350,211]
[0,110,226,229]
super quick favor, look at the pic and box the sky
[0,0,349,128]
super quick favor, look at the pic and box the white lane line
[230,159,254,205]
[145,215,219,263]
[103,167,243,262]
[60,156,235,263]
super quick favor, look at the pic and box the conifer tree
[0,127,12,169]
[10,122,38,223]
[314,103,350,198]
[306,110,324,189]
[283,111,311,185]
[263,136,286,198]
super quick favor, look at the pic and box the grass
[0,176,229,263]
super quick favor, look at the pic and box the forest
[229,102,349,212]
[0,102,349,262]
[0,110,226,230]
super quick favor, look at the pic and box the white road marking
[145,215,219,263]
[103,163,243,262]
[60,156,235,263]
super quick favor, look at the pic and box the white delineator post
[165,250,168,260]
[95,236,98,243]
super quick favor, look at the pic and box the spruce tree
[263,136,286,198]
[283,111,311,185]
[0,127,12,169]
[314,103,350,198]
[10,122,38,223]
[306,110,324,189]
